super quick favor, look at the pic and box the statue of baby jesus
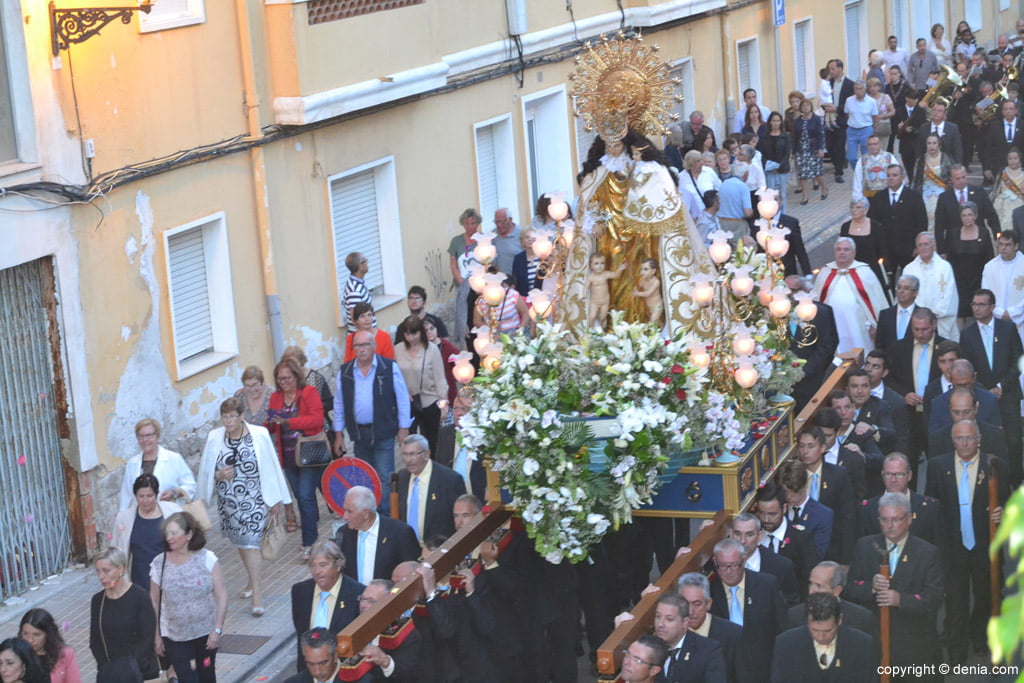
[633,258,663,324]
[585,253,626,328]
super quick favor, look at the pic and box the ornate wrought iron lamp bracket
[50,1,152,56]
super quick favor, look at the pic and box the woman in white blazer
[197,397,291,616]
[118,419,197,511]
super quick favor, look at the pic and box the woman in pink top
[18,610,80,683]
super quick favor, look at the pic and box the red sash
[819,266,878,321]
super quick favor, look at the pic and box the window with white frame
[670,59,696,126]
[794,20,815,96]
[0,0,36,169]
[844,1,866,79]
[474,116,517,223]
[329,158,405,321]
[1001,0,1010,11]
[165,213,238,377]
[912,0,945,44]
[138,0,205,33]
[737,39,760,104]
[964,0,981,31]
[574,115,596,174]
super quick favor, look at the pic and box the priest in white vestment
[902,232,959,340]
[981,230,1024,335]
[812,237,889,353]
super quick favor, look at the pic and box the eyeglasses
[401,449,428,459]
[136,432,158,440]
[620,650,655,667]
[353,343,373,349]
[881,471,909,478]
[715,561,743,571]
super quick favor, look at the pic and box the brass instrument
[974,85,1009,127]
[922,65,963,108]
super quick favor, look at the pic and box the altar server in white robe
[812,237,889,354]
[902,231,959,341]
[981,229,1024,335]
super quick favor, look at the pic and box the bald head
[949,359,976,388]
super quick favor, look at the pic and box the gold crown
[569,33,682,137]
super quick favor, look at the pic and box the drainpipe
[235,0,284,359]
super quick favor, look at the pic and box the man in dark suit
[434,389,486,500]
[772,593,875,682]
[651,592,726,683]
[929,387,1009,462]
[813,406,868,502]
[776,459,834,561]
[825,58,855,182]
[845,493,944,680]
[846,369,897,459]
[985,100,1024,184]
[1013,203,1024,235]
[336,486,420,584]
[396,434,465,542]
[916,101,963,163]
[857,453,939,545]
[928,359,1004,434]
[755,482,819,597]
[776,214,812,277]
[786,276,839,412]
[920,339,961,429]
[893,88,926,175]
[784,562,878,650]
[885,308,946,479]
[924,419,1011,663]
[796,428,856,564]
[349,579,422,682]
[285,628,343,683]
[874,276,919,350]
[290,542,365,671]
[731,513,800,605]
[863,350,910,455]
[678,572,743,683]
[959,287,1024,486]
[868,164,929,276]
[934,165,1001,254]
[708,538,786,683]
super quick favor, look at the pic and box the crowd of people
[6,18,1024,683]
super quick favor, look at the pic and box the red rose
[671,364,685,374]
[661,377,672,384]
[676,389,688,400]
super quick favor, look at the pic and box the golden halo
[569,33,682,137]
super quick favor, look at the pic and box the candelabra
[526,193,575,324]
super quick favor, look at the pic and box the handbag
[261,513,287,561]
[182,498,214,531]
[293,395,332,468]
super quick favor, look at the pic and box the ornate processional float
[457,34,815,564]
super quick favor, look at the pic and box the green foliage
[989,486,1024,679]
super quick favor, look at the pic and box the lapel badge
[339,601,344,609]
[747,596,753,605]
[978,471,986,486]
[835,659,841,668]
[684,652,690,661]
[902,555,908,562]
[431,493,437,500]
[382,537,388,544]
[823,481,829,489]
[913,512,918,520]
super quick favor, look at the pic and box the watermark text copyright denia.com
[878,664,1020,677]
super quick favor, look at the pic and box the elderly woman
[112,474,183,590]
[793,98,826,203]
[449,208,484,348]
[234,365,272,425]
[678,149,722,222]
[343,302,394,363]
[197,397,290,614]
[948,202,995,319]
[0,639,47,683]
[663,123,684,171]
[867,77,894,150]
[512,227,540,297]
[118,419,196,511]
[88,547,159,681]
[18,609,80,683]
[840,198,887,289]
[394,315,449,454]
[266,359,325,559]
[150,512,227,683]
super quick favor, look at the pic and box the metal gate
[0,258,71,600]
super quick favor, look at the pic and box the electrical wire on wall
[566,0,579,43]
[512,34,525,87]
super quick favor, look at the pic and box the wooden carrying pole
[879,560,891,683]
[389,472,400,519]
[336,506,511,658]
[989,471,1001,617]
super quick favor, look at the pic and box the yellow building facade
[0,0,1019,581]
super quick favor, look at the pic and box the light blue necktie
[916,343,930,396]
[982,324,994,370]
[729,586,743,626]
[453,447,471,491]
[789,320,798,336]
[408,476,421,540]
[959,461,976,550]
[810,472,820,500]
[889,545,899,576]
[313,590,330,628]
[897,308,909,339]
[357,530,370,585]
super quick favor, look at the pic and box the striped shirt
[343,276,374,332]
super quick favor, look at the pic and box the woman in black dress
[88,547,159,680]
[948,202,994,319]
[839,198,888,294]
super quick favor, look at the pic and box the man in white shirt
[732,88,771,134]
[882,35,908,76]
[902,232,959,340]
[843,80,880,172]
[981,229,1024,334]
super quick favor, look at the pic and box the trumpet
[974,85,1010,127]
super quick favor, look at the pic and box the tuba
[974,85,1010,127]
[922,65,963,108]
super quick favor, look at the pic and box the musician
[923,419,1010,663]
[771,593,875,683]
[857,453,939,545]
[892,89,927,174]
[985,101,1024,183]
[844,493,944,681]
